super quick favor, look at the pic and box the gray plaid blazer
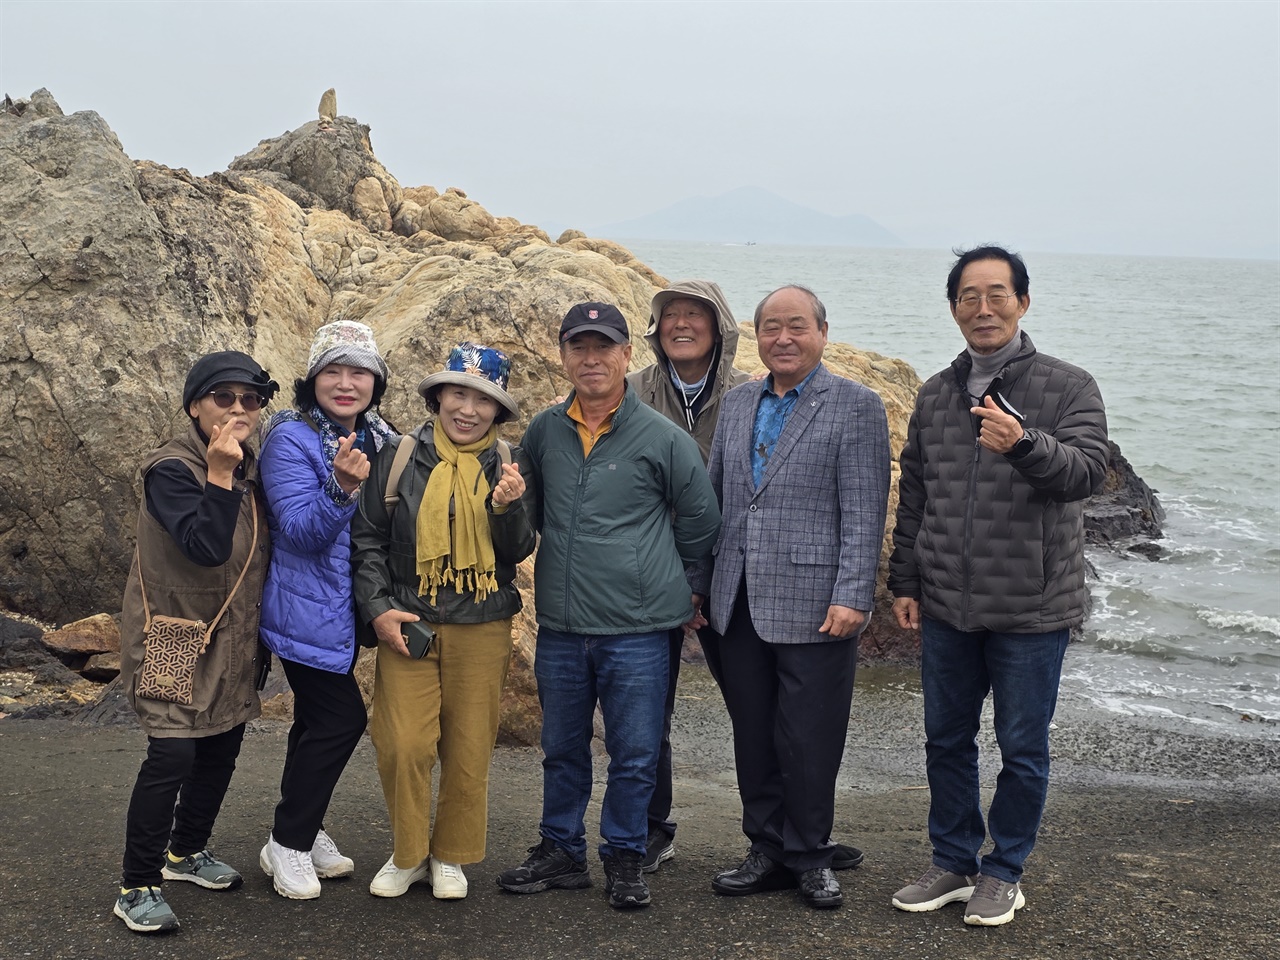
[692,363,891,644]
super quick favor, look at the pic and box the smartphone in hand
[402,620,435,659]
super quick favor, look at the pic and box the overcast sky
[3,1,1277,259]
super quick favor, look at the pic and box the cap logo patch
[588,310,599,319]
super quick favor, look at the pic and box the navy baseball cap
[558,302,629,344]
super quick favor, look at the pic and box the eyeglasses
[206,390,267,411]
[953,292,1018,311]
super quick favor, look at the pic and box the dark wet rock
[81,651,121,683]
[1085,440,1166,549]
[0,614,42,646]
[0,633,83,686]
[73,674,134,725]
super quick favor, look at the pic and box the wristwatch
[1008,429,1038,459]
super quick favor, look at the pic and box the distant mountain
[591,186,901,247]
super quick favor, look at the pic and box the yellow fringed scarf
[416,419,499,604]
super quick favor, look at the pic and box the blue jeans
[920,616,1069,884]
[534,627,668,860]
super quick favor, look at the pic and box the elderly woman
[352,342,537,900]
[256,320,397,899]
[114,351,278,934]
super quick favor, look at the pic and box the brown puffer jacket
[627,278,751,464]
[119,425,269,738]
[889,332,1108,634]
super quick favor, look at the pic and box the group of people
[114,243,1108,935]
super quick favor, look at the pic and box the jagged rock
[73,674,133,725]
[0,87,62,123]
[1085,440,1166,550]
[40,613,119,658]
[0,631,99,718]
[229,115,403,228]
[556,229,586,243]
[1,614,43,646]
[82,651,121,682]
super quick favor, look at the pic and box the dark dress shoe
[826,842,865,870]
[711,850,797,896]
[798,867,842,909]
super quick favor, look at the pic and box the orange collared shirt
[566,395,621,459]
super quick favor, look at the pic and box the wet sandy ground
[1,663,1276,960]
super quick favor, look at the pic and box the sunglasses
[206,389,267,411]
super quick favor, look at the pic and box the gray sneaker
[113,886,180,934]
[963,874,1025,925]
[891,864,977,912]
[161,849,243,890]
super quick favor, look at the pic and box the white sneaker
[259,835,321,900]
[429,857,468,900]
[368,855,430,898]
[310,829,355,878]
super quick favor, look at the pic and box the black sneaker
[641,826,675,874]
[602,850,651,909]
[825,841,865,870]
[496,839,592,894]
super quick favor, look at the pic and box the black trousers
[121,724,246,888]
[718,587,857,872]
[647,624,726,838]
[271,655,367,851]
[646,628,684,837]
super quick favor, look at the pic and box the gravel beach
[1,662,1275,960]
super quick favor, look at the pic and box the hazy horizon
[2,1,1277,261]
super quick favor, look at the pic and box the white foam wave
[1197,609,1280,639]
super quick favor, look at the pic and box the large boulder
[0,88,931,738]
[229,116,403,234]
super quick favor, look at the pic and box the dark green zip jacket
[521,385,720,635]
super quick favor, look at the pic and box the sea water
[621,240,1280,735]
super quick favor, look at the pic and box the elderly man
[497,302,720,910]
[629,280,866,876]
[692,285,890,910]
[626,279,748,870]
[888,246,1108,926]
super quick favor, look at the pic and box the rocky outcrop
[1085,440,1166,556]
[1,88,1159,734]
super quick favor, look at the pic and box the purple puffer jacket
[259,419,364,672]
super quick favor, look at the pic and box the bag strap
[382,427,421,517]
[203,494,259,643]
[382,431,512,519]
[298,409,321,434]
[136,488,260,646]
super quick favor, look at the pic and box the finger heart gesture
[491,462,524,505]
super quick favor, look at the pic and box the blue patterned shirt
[751,366,820,487]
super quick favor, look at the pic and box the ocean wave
[1197,609,1280,639]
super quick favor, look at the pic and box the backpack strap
[382,428,421,517]
[383,431,511,518]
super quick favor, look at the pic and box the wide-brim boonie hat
[417,342,519,421]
